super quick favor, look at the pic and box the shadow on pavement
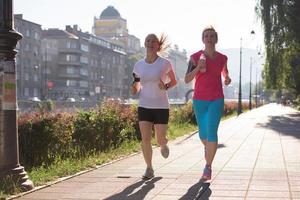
[258,113,300,139]
[104,177,162,200]
[217,143,226,149]
[179,179,211,200]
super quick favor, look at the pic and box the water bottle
[199,54,206,73]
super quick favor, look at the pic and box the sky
[14,0,264,53]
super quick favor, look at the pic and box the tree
[256,0,300,96]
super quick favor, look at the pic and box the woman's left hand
[224,76,231,85]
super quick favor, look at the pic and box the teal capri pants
[193,98,224,142]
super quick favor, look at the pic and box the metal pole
[0,0,34,191]
[249,57,252,110]
[255,67,258,107]
[237,38,243,115]
[44,48,47,100]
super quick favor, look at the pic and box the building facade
[14,14,43,101]
[42,25,127,101]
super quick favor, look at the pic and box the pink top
[191,50,228,101]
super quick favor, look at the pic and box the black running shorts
[138,107,169,124]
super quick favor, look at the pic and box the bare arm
[166,66,177,88]
[158,66,177,90]
[184,58,199,83]
[131,82,141,95]
[222,62,231,85]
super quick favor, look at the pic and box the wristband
[133,77,140,82]
[132,73,140,83]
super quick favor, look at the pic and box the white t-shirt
[133,56,173,109]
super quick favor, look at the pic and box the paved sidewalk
[12,103,300,200]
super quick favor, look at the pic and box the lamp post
[255,67,258,107]
[237,30,255,115]
[34,65,43,100]
[43,48,48,100]
[100,75,104,100]
[237,38,243,115]
[249,57,253,110]
[0,0,34,191]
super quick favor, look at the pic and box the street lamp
[237,38,243,115]
[100,75,105,100]
[34,65,43,100]
[255,67,258,107]
[249,57,253,110]
[237,30,255,115]
[0,0,34,191]
[249,51,262,110]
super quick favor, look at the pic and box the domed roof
[100,6,121,19]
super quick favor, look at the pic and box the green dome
[100,6,120,19]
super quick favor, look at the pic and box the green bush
[170,101,196,124]
[0,175,22,195]
[72,101,139,155]
[294,95,300,110]
[18,112,74,168]
[18,100,141,169]
[19,99,239,170]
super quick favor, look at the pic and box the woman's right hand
[197,55,206,73]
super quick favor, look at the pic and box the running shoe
[142,167,154,180]
[160,145,169,158]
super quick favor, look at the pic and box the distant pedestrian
[184,26,231,181]
[131,33,177,179]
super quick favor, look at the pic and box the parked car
[66,97,76,102]
[27,97,41,102]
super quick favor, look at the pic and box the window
[33,74,38,82]
[33,88,38,96]
[34,32,39,40]
[66,54,77,62]
[66,67,75,74]
[80,44,89,52]
[25,44,30,51]
[79,81,88,88]
[80,56,88,64]
[46,67,51,74]
[67,41,77,49]
[24,88,29,96]
[66,80,77,86]
[45,54,52,61]
[25,30,30,37]
[25,73,29,81]
[34,46,39,56]
[80,68,88,76]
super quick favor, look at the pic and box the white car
[28,97,41,102]
[66,97,76,102]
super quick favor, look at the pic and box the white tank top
[133,56,173,109]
